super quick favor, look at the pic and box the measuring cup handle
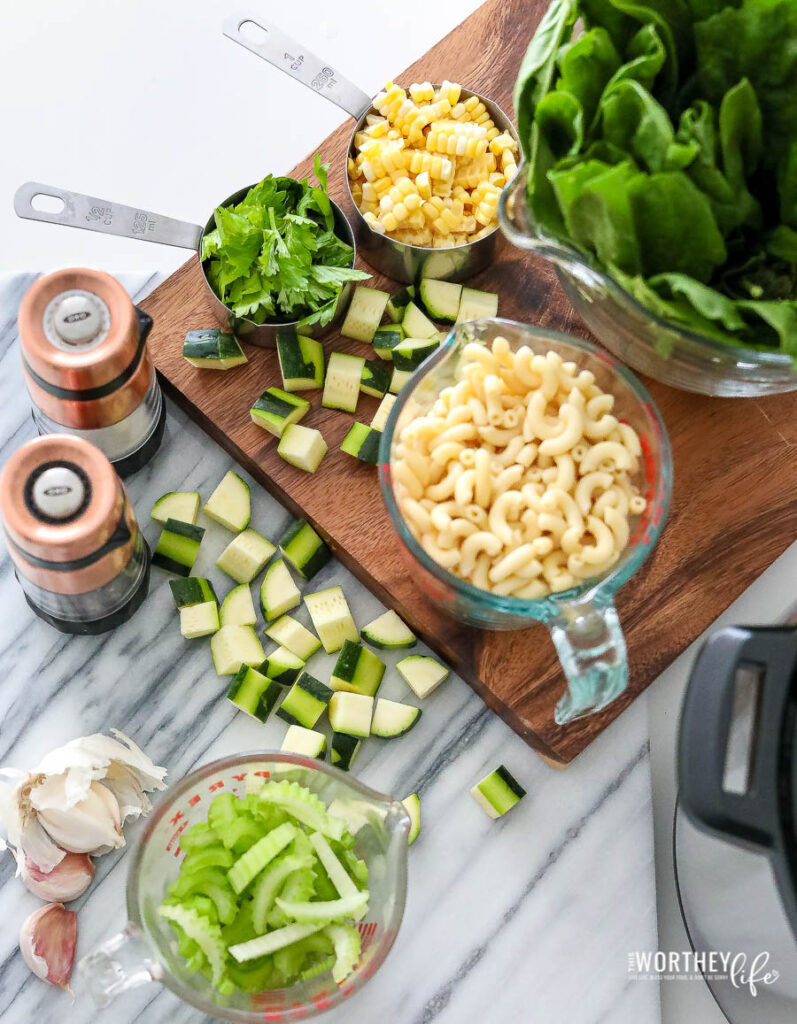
[223,14,373,120]
[547,597,629,724]
[14,182,203,250]
[77,923,161,1007]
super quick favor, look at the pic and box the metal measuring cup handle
[14,182,203,250]
[222,14,372,120]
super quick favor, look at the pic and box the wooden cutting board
[140,0,797,765]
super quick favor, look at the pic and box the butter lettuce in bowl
[500,0,797,395]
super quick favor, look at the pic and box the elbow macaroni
[392,339,648,597]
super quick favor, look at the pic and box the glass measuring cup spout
[77,753,410,1021]
[379,319,672,727]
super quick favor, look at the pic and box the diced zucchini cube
[340,423,381,465]
[219,584,257,627]
[259,558,301,621]
[151,491,200,525]
[277,334,325,392]
[456,287,499,324]
[470,765,526,818]
[396,655,449,698]
[278,423,328,473]
[281,725,326,759]
[276,672,333,729]
[330,732,361,772]
[330,640,385,697]
[227,666,280,721]
[203,471,251,532]
[370,394,396,432]
[278,519,331,581]
[250,387,310,438]
[258,645,305,686]
[322,353,365,413]
[304,586,358,653]
[169,577,217,609]
[211,625,265,676]
[328,691,374,738]
[216,529,276,584]
[340,286,390,342]
[264,615,321,661]
[152,518,204,577]
[179,600,219,639]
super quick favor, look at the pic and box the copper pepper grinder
[17,268,166,477]
[0,434,151,634]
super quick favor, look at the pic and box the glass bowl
[78,752,410,1021]
[498,163,797,398]
[379,318,672,723]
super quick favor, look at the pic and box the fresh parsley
[201,155,369,327]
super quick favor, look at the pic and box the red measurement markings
[166,818,189,855]
[209,779,225,791]
[188,794,201,806]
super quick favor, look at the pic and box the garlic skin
[23,852,94,902]
[32,777,123,854]
[19,902,77,989]
[0,730,166,874]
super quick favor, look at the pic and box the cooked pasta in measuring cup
[391,337,648,598]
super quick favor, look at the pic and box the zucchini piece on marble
[264,615,321,661]
[278,518,331,581]
[276,672,333,729]
[470,765,526,818]
[396,655,449,698]
[152,518,204,577]
[227,665,280,721]
[330,640,385,697]
[250,387,310,438]
[401,793,420,844]
[179,600,219,639]
[259,558,301,621]
[281,724,326,759]
[211,625,265,676]
[151,490,200,525]
[304,586,358,653]
[217,529,276,584]
[203,471,251,532]
[183,329,247,369]
[219,583,257,627]
[328,691,374,738]
[169,577,217,609]
[258,645,305,686]
[370,698,421,738]
[361,609,416,649]
[330,732,361,772]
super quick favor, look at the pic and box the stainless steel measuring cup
[223,14,519,284]
[14,181,357,347]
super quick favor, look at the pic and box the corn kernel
[410,81,435,104]
[363,211,386,234]
[432,216,451,236]
[381,211,399,232]
[416,170,431,199]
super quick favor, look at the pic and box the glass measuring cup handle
[14,182,203,250]
[78,923,162,1007]
[222,14,373,120]
[547,595,629,725]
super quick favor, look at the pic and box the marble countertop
[0,273,660,1024]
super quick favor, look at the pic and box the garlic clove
[23,852,94,902]
[32,776,123,855]
[19,902,77,989]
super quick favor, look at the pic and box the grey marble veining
[0,273,660,1024]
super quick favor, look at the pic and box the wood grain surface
[140,0,797,764]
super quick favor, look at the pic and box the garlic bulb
[32,777,123,853]
[0,730,166,874]
[24,852,94,902]
[19,902,77,989]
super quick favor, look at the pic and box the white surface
[0,0,483,274]
[650,541,797,1024]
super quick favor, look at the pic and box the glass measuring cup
[379,319,672,724]
[78,753,410,1021]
